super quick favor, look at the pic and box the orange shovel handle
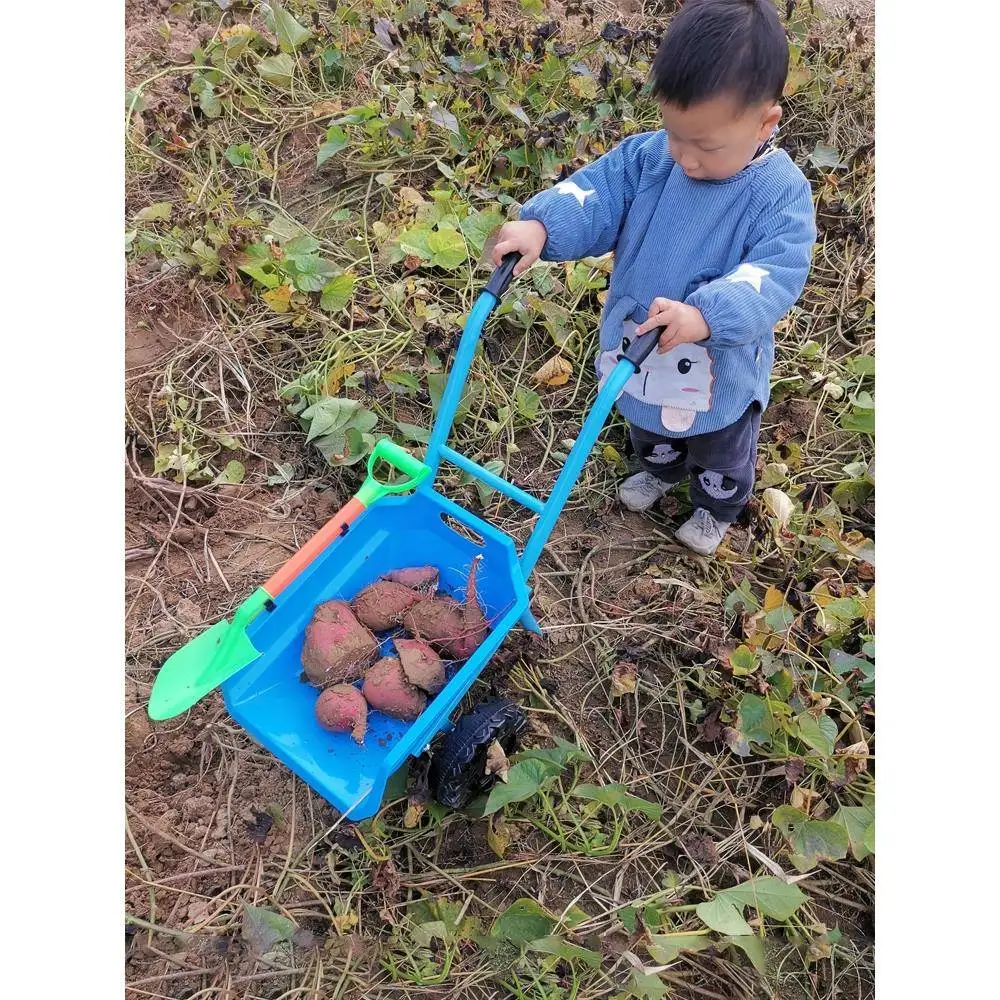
[263,497,366,599]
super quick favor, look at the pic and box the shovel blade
[147,621,261,721]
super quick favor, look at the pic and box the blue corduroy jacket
[519,130,816,436]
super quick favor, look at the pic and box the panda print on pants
[647,442,682,465]
[698,470,739,500]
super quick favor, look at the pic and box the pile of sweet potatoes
[301,558,488,743]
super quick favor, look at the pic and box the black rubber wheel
[430,699,528,810]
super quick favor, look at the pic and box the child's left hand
[635,297,710,354]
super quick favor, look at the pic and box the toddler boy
[493,0,816,555]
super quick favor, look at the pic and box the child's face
[659,95,782,181]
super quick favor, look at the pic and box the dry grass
[125,2,874,997]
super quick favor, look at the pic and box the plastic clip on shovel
[147,440,430,721]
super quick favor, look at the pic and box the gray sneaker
[618,471,679,512]
[675,508,731,556]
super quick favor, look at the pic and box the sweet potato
[401,556,488,660]
[382,566,439,593]
[301,600,379,687]
[315,684,368,743]
[395,637,446,695]
[362,657,427,721]
[352,581,424,632]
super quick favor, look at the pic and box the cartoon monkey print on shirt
[599,325,715,432]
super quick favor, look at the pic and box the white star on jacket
[553,180,596,207]
[725,262,769,293]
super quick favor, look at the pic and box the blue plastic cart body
[222,260,660,819]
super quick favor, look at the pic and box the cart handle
[423,253,523,481]
[618,329,663,370]
[485,252,521,298]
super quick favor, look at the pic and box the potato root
[402,556,488,660]
[395,637,446,695]
[362,657,427,721]
[352,581,425,632]
[301,600,379,687]
[315,684,368,743]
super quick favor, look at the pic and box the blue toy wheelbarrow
[147,253,663,819]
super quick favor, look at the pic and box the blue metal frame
[217,266,645,821]
[421,287,636,580]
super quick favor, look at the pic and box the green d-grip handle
[357,438,431,506]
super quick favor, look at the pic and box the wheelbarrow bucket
[148,252,665,819]
[224,488,532,820]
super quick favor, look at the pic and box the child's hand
[491,220,548,275]
[635,297,711,354]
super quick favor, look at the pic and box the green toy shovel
[147,440,430,721]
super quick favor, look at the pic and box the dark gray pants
[629,404,761,522]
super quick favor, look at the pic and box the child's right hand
[491,220,548,275]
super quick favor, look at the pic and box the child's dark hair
[650,0,789,109]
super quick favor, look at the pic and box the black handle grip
[618,329,663,370]
[485,252,522,298]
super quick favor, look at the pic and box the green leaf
[725,579,760,615]
[265,2,311,52]
[225,143,254,167]
[571,783,662,821]
[300,397,359,442]
[410,920,448,948]
[773,805,850,867]
[840,405,875,436]
[190,238,221,277]
[319,272,356,311]
[490,898,556,945]
[317,126,349,166]
[190,76,221,117]
[242,905,297,954]
[729,644,758,676]
[257,53,296,88]
[619,906,638,934]
[515,387,540,421]
[384,370,421,394]
[267,462,295,485]
[808,142,848,170]
[428,372,481,424]
[720,877,807,920]
[426,226,468,269]
[393,421,430,444]
[725,934,767,973]
[238,262,280,288]
[283,234,320,259]
[214,460,245,485]
[630,969,669,999]
[737,694,773,746]
[517,737,588,769]
[764,603,796,633]
[484,758,561,815]
[832,805,875,860]
[646,932,712,964]
[135,202,173,222]
[794,713,837,756]
[288,254,337,293]
[696,896,753,936]
[863,818,875,854]
[459,210,503,253]
[398,222,434,260]
[473,459,505,506]
[427,102,461,135]
[851,354,876,377]
[528,935,602,967]
[490,91,531,126]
